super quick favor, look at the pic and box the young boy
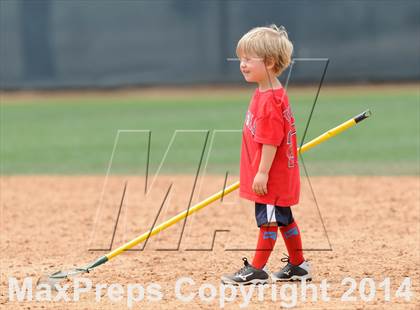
[221,25,311,285]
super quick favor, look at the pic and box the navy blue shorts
[255,203,294,227]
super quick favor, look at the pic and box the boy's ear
[264,57,276,70]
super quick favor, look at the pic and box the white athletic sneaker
[221,257,270,285]
[271,258,312,282]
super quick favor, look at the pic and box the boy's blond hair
[236,24,293,75]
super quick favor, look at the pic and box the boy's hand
[252,171,268,195]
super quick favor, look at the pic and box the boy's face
[238,53,268,83]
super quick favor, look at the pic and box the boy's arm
[252,144,277,195]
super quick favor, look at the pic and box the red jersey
[239,87,300,206]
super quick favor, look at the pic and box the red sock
[252,226,278,269]
[280,221,304,266]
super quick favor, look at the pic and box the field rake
[37,110,371,288]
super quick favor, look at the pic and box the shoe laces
[281,253,290,263]
[235,257,250,275]
[280,254,294,273]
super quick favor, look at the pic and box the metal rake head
[36,256,107,289]
[37,267,89,289]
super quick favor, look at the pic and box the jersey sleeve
[254,97,284,146]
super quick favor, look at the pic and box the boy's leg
[251,203,280,269]
[220,202,278,285]
[273,206,311,281]
[279,220,304,266]
[252,223,278,269]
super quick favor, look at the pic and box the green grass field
[1,85,419,175]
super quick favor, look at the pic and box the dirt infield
[1,175,419,309]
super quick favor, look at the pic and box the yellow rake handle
[105,110,371,260]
